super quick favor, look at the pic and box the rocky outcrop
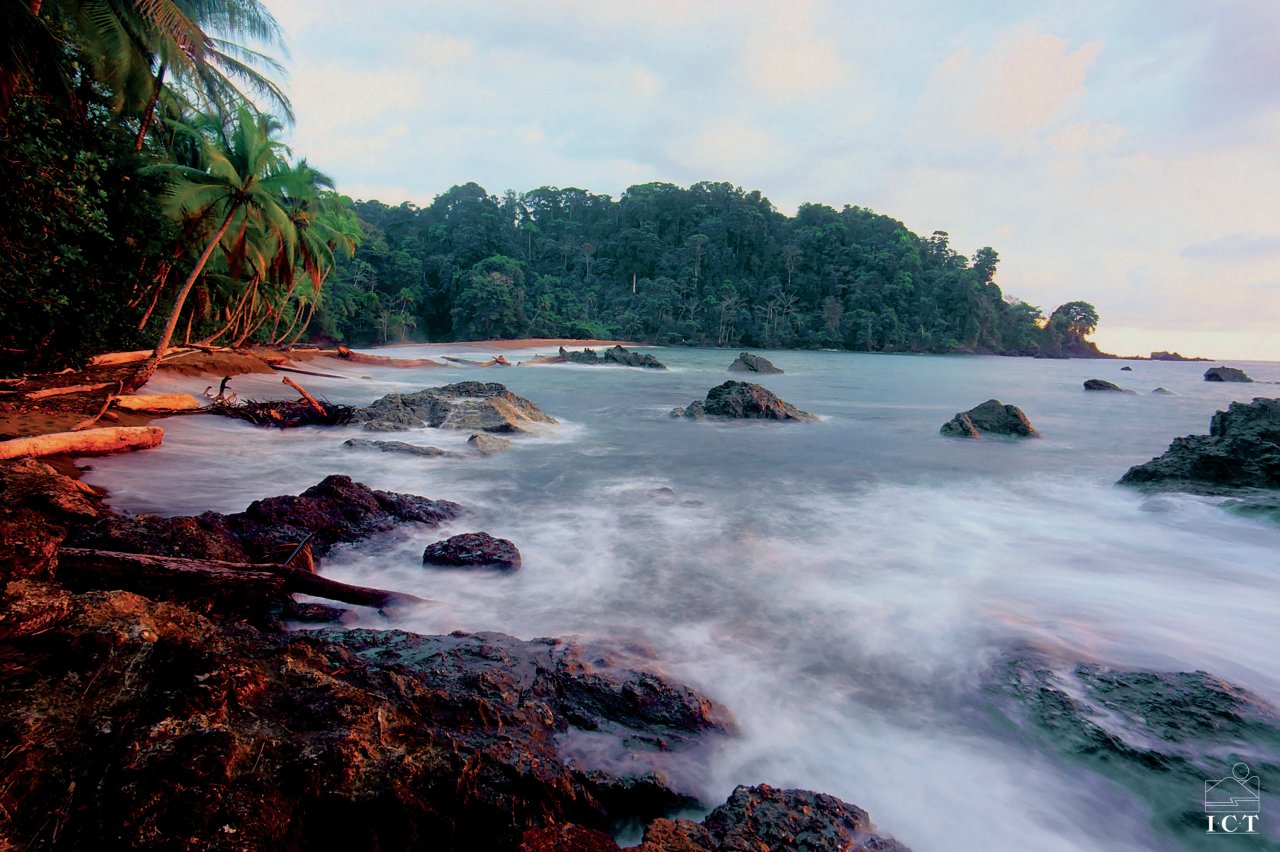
[939,399,1039,439]
[1083,379,1130,392]
[727,352,782,374]
[67,474,462,565]
[0,459,108,582]
[1119,397,1280,493]
[673,381,816,422]
[469,433,513,455]
[986,650,1280,845]
[1204,366,1253,382]
[353,381,557,433]
[343,438,453,457]
[423,532,522,571]
[1151,351,1208,361]
[560,345,667,370]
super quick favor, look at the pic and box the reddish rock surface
[423,531,522,570]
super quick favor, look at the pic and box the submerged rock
[1083,378,1132,392]
[343,438,453,457]
[423,532,522,571]
[1205,366,1253,383]
[1120,365,1133,371]
[727,352,783,374]
[353,381,557,433]
[1119,397,1280,493]
[561,345,667,369]
[468,433,513,455]
[1151,387,1175,396]
[940,399,1039,439]
[673,381,816,422]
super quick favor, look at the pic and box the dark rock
[67,474,463,565]
[939,399,1039,439]
[468,433,513,456]
[1119,397,1280,493]
[1151,387,1174,395]
[986,651,1280,845]
[1205,366,1253,383]
[676,382,815,422]
[1151,351,1208,361]
[562,345,667,369]
[727,352,783,374]
[521,823,621,851]
[423,531,522,570]
[1083,379,1132,392]
[352,381,557,433]
[1120,366,1133,371]
[697,784,909,851]
[342,438,453,457]
[281,599,350,623]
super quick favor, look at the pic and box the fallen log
[114,393,203,413]
[57,547,423,609]
[0,426,163,460]
[24,382,113,401]
[281,376,327,417]
[71,382,123,430]
[88,348,198,367]
[336,345,446,368]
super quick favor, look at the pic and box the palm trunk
[286,300,318,347]
[134,61,167,152]
[127,206,237,391]
[196,279,255,346]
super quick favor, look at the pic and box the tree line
[318,183,1100,356]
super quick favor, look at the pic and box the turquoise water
[86,348,1280,851]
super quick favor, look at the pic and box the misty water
[85,347,1280,851]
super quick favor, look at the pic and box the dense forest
[318,184,1101,356]
[0,2,1101,378]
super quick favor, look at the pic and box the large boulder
[1204,366,1253,383]
[423,531,522,571]
[561,345,667,369]
[353,381,557,433]
[673,381,816,422]
[727,352,783,374]
[940,399,1039,439]
[1118,397,1280,493]
[0,459,107,582]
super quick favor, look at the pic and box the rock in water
[1119,397,1280,493]
[353,381,556,433]
[1083,378,1130,392]
[561,345,667,369]
[468,433,513,455]
[1151,387,1175,395]
[343,438,453,457]
[423,531,522,570]
[1204,365,1253,382]
[1120,365,1133,371]
[940,399,1039,438]
[674,381,816,421]
[728,352,783,374]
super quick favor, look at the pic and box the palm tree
[129,105,294,387]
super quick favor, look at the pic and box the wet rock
[1120,365,1133,371]
[0,459,108,582]
[1119,397,1280,494]
[469,433,513,456]
[674,382,816,422]
[727,352,783,374]
[939,399,1039,439]
[280,599,349,623]
[1205,366,1253,383]
[1151,387,1175,395]
[1083,379,1132,392]
[343,438,453,457]
[521,823,621,851]
[562,345,667,369]
[986,651,1280,845]
[423,531,522,570]
[353,381,557,433]
[67,474,463,564]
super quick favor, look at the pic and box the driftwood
[336,345,446,368]
[23,382,113,401]
[57,547,423,609]
[0,426,163,460]
[88,348,200,367]
[281,376,327,417]
[114,393,203,413]
[71,382,123,430]
[209,398,354,428]
[441,355,511,367]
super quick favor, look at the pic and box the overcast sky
[267,0,1280,359]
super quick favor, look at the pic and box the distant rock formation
[1150,351,1209,361]
[727,352,783,374]
[353,382,556,433]
[559,345,667,369]
[940,400,1039,439]
[672,381,815,421]
[1119,397,1280,493]
[423,532,522,571]
[1204,366,1253,383]
[1084,379,1133,392]
[1151,387,1175,396]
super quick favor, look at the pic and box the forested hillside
[319,181,1097,355]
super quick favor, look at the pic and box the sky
[265,0,1280,360]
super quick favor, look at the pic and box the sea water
[84,348,1280,851]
